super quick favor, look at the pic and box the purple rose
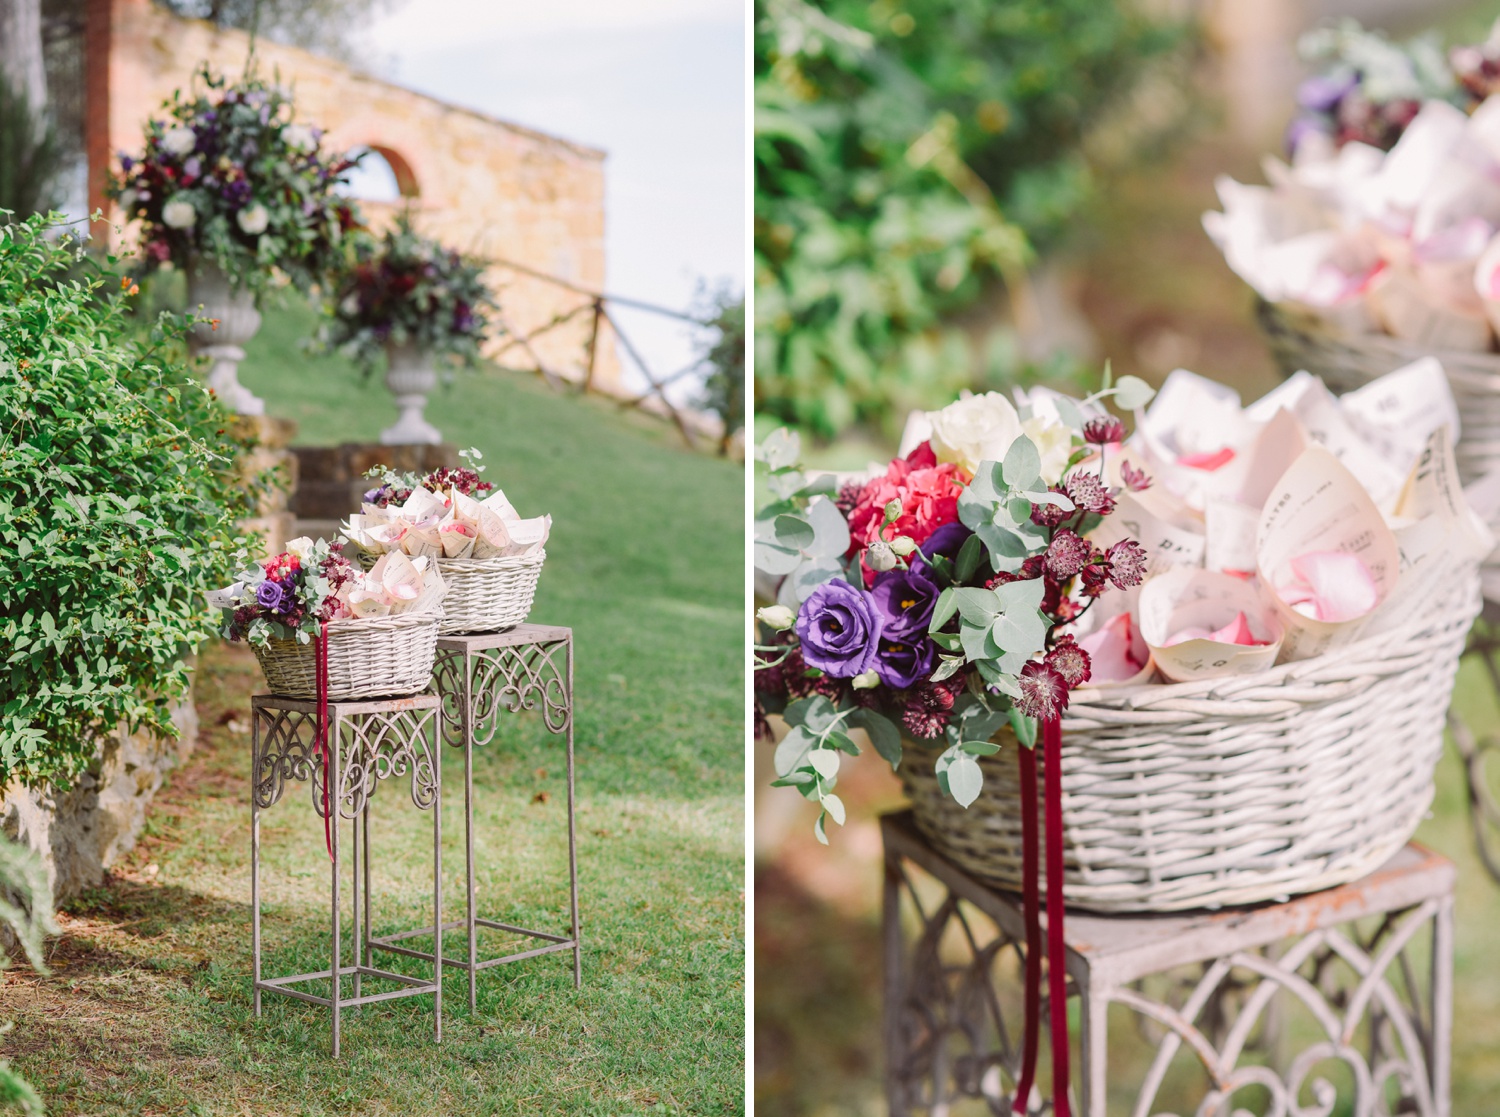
[870,567,940,638]
[794,580,882,678]
[256,579,285,612]
[1297,72,1358,114]
[909,522,973,580]
[874,635,938,689]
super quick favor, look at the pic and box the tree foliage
[694,287,746,455]
[754,0,1187,439]
[153,0,398,63]
[0,76,64,219]
[0,213,251,787]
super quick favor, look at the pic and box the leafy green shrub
[0,213,250,787]
[755,0,1187,438]
[0,835,54,1116]
[693,287,746,454]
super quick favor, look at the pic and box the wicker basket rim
[258,608,442,643]
[1069,572,1478,710]
[1260,297,1500,371]
[435,547,546,571]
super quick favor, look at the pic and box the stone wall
[87,0,621,390]
[0,695,198,904]
[290,442,459,523]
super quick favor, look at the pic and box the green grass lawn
[3,301,746,1115]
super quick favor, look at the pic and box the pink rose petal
[1177,447,1236,471]
[1164,611,1267,648]
[1282,550,1378,623]
[1077,612,1147,682]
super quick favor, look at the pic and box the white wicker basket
[351,549,544,635]
[901,573,1481,912]
[252,611,441,700]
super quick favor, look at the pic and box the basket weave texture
[252,611,440,700]
[353,549,544,635]
[901,574,1481,913]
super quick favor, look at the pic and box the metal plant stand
[882,811,1455,1116]
[368,624,580,1011]
[250,692,443,1057]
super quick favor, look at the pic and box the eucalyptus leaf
[848,708,902,768]
[962,740,1001,756]
[784,695,840,733]
[1009,707,1038,748]
[930,654,964,683]
[766,471,806,500]
[929,586,958,632]
[955,534,983,583]
[774,513,815,551]
[758,427,801,471]
[814,812,829,845]
[773,725,817,778]
[1053,395,1084,431]
[787,556,846,603]
[804,495,853,558]
[945,751,984,808]
[1025,489,1074,511]
[824,730,860,756]
[1113,374,1156,411]
[754,539,801,576]
[822,792,847,826]
[1002,435,1041,490]
[952,587,1001,625]
[808,748,841,781]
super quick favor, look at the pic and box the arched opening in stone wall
[340,145,420,202]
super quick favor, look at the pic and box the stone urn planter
[187,261,265,416]
[381,341,443,444]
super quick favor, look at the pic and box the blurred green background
[754,0,1500,1111]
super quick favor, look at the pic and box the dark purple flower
[908,522,973,580]
[119,154,134,172]
[794,580,883,678]
[255,579,285,612]
[874,634,937,689]
[1297,72,1359,114]
[870,567,940,638]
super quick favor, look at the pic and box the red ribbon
[314,621,333,861]
[1012,716,1070,1116]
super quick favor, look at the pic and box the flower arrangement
[210,537,445,646]
[756,356,1497,841]
[1208,18,1500,352]
[107,64,359,295]
[753,370,1157,838]
[343,449,550,562]
[320,214,496,370]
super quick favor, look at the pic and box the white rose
[927,392,1023,473]
[237,203,270,236]
[283,123,316,152]
[284,536,315,561]
[1021,415,1074,486]
[161,126,197,156]
[161,196,197,229]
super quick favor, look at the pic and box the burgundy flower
[902,676,962,739]
[1045,635,1091,688]
[1044,529,1091,581]
[1120,462,1152,492]
[1080,561,1110,599]
[1030,489,1072,529]
[1105,539,1147,590]
[1016,660,1070,722]
[1065,471,1116,516]
[1082,416,1125,445]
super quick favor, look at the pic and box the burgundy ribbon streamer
[1043,715,1070,1117]
[315,621,333,861]
[1012,744,1041,1114]
[1011,717,1070,1116]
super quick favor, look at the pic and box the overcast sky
[364,0,745,399]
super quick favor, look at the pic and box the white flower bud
[865,540,897,572]
[851,669,880,690]
[756,605,796,631]
[890,535,917,557]
[237,203,270,235]
[161,126,197,156]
